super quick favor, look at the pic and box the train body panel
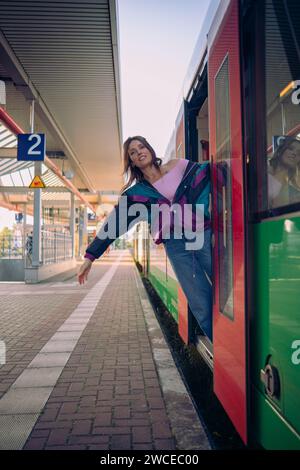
[148,240,178,321]
[252,217,300,448]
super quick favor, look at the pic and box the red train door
[208,0,247,443]
[175,103,189,344]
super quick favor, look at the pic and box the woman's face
[128,139,152,170]
[281,142,300,169]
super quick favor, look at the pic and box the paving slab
[12,367,63,388]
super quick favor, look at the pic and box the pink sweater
[152,159,188,201]
[151,159,204,241]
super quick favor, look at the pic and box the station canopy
[0,120,85,216]
[0,0,123,214]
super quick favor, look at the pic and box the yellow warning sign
[29,175,46,189]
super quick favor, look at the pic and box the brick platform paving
[0,251,210,450]
[0,263,107,400]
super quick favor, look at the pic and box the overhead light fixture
[280,81,295,99]
[63,169,74,180]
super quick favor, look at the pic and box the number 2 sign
[17,133,46,161]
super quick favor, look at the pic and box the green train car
[133,0,300,449]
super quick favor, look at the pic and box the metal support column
[83,206,88,253]
[31,100,42,267]
[32,162,42,266]
[70,193,75,258]
[22,203,27,260]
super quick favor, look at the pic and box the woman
[77,136,212,340]
[268,136,300,208]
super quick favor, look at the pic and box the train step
[195,334,214,371]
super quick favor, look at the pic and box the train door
[184,72,214,365]
[174,103,190,344]
[208,0,248,443]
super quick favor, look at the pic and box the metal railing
[41,229,72,265]
[0,236,23,259]
[0,231,73,265]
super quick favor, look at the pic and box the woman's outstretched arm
[78,194,148,284]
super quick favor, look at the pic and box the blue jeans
[163,229,212,340]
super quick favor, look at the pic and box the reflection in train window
[215,56,234,320]
[265,0,300,210]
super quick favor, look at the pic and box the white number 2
[28,134,42,155]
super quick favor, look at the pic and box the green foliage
[0,227,13,238]
[0,227,14,253]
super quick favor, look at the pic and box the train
[132,0,300,450]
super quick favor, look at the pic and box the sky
[0,207,16,231]
[0,0,211,230]
[117,0,211,158]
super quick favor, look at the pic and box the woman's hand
[77,258,93,285]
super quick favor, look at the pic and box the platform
[0,250,210,450]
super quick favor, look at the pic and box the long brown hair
[121,136,162,193]
[270,136,300,177]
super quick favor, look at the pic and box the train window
[265,0,300,211]
[215,56,234,320]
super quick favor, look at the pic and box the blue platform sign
[17,133,45,161]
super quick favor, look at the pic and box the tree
[0,227,13,254]
[0,227,13,238]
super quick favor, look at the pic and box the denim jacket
[85,160,211,261]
